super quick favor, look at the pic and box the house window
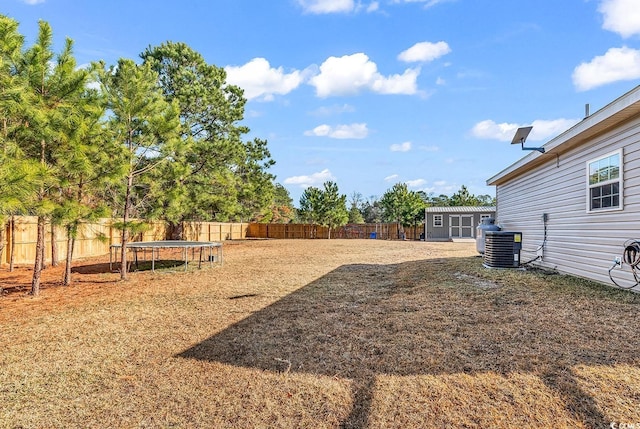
[433,214,443,227]
[480,214,492,223]
[587,149,622,212]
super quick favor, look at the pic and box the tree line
[291,182,495,239]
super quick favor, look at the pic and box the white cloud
[225,58,304,101]
[471,120,520,142]
[398,41,451,63]
[297,0,380,14]
[424,0,455,6]
[366,1,380,12]
[385,174,399,182]
[304,123,369,139]
[572,46,640,91]
[309,53,419,97]
[22,0,45,4]
[529,119,582,140]
[390,141,412,152]
[405,178,427,187]
[436,77,446,85]
[297,0,354,13]
[310,103,356,116]
[434,183,472,194]
[306,124,331,136]
[426,181,459,194]
[284,169,335,188]
[599,0,640,38]
[392,0,456,8]
[471,118,580,142]
[372,68,421,94]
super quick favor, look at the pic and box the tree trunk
[168,221,183,240]
[30,216,45,295]
[39,228,46,271]
[120,173,134,281]
[120,221,129,280]
[9,216,15,272]
[63,226,75,286]
[51,223,59,267]
[36,139,47,275]
[0,220,5,268]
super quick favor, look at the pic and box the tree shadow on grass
[72,262,115,274]
[178,258,640,428]
[72,259,192,274]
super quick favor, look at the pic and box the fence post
[9,217,15,270]
[1,220,7,265]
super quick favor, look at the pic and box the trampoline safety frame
[109,240,223,272]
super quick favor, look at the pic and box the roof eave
[487,85,640,186]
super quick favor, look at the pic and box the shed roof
[487,85,640,186]
[425,206,495,213]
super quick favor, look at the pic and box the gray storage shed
[424,206,496,241]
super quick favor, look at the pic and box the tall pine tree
[15,20,88,294]
[380,183,425,239]
[52,73,113,285]
[298,181,348,239]
[99,58,180,280]
[320,181,348,239]
[0,15,29,266]
[141,42,275,224]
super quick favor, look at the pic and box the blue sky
[4,0,640,205]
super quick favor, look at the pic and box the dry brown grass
[1,239,639,428]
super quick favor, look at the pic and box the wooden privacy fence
[182,221,248,242]
[0,217,248,266]
[245,223,425,240]
[1,218,424,266]
[1,217,114,266]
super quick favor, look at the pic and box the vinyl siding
[495,117,640,290]
[426,213,450,241]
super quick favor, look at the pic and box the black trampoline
[109,240,223,272]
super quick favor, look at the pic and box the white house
[487,85,640,291]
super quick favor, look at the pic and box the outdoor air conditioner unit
[483,231,522,268]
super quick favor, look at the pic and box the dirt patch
[454,270,501,289]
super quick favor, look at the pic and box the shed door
[449,215,474,238]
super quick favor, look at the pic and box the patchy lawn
[1,239,639,428]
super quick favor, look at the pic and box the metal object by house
[483,231,522,268]
[476,218,500,254]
